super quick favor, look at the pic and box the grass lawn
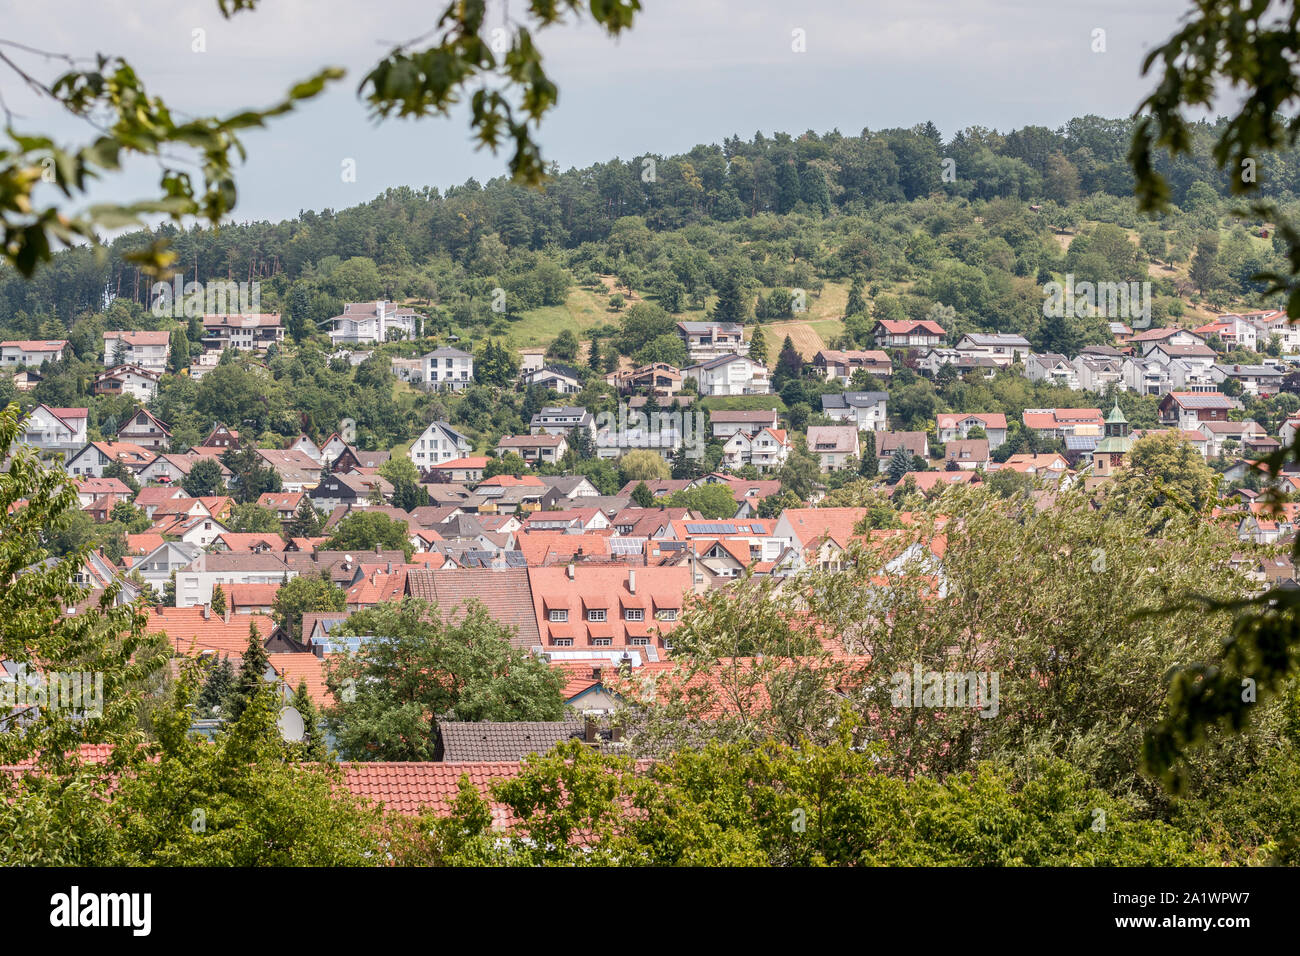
[699,394,788,413]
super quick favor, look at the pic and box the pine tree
[227,620,271,721]
[860,430,878,477]
[747,323,767,362]
[288,495,322,538]
[198,658,236,717]
[290,681,328,761]
[845,276,867,317]
[632,481,655,507]
[588,335,602,371]
[711,270,748,324]
[775,336,803,387]
[210,583,227,616]
[887,445,912,483]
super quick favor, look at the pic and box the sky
[1,0,1197,224]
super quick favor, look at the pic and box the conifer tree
[860,430,878,477]
[210,583,227,616]
[227,621,271,721]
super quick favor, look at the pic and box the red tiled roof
[145,608,274,659]
[340,762,522,820]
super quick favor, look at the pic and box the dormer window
[587,608,606,623]
[549,609,568,623]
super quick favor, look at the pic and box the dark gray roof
[437,719,587,761]
[821,391,888,410]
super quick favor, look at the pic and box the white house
[681,354,771,396]
[676,321,748,363]
[1,340,67,367]
[421,346,475,391]
[93,364,161,402]
[173,552,296,608]
[410,421,474,471]
[103,330,170,373]
[1025,353,1079,389]
[936,413,1008,451]
[820,392,888,431]
[201,314,284,352]
[328,301,420,345]
[523,364,584,394]
[133,541,202,596]
[955,333,1032,366]
[20,404,87,453]
[722,427,791,471]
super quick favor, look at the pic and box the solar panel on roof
[685,522,735,534]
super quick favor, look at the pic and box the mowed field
[499,277,847,357]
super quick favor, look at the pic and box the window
[625,608,644,622]
[655,608,677,622]
[548,609,568,623]
[552,638,573,647]
[631,637,650,647]
[587,608,606,622]
[592,638,612,647]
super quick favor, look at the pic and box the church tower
[1092,401,1133,479]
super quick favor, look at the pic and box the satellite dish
[276,706,306,743]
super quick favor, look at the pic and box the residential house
[201,313,284,352]
[936,413,1008,450]
[137,452,231,487]
[1159,392,1234,430]
[64,441,154,478]
[1025,353,1079,389]
[612,362,683,397]
[173,552,297,608]
[522,364,584,394]
[676,321,748,363]
[528,565,689,653]
[1211,363,1285,397]
[133,541,202,596]
[806,425,861,472]
[1,340,67,367]
[1072,353,1125,393]
[872,320,945,350]
[944,439,991,470]
[495,433,569,465]
[203,424,241,449]
[93,364,161,402]
[116,407,170,450]
[709,408,781,440]
[1197,419,1266,458]
[722,427,790,470]
[19,405,87,454]
[310,473,395,510]
[327,301,419,345]
[410,421,474,472]
[255,449,323,493]
[917,348,999,379]
[1130,327,1207,351]
[258,491,306,521]
[680,354,771,396]
[878,431,930,461]
[529,407,595,439]
[956,333,1032,366]
[420,346,475,391]
[1122,355,1174,396]
[813,349,892,383]
[103,330,169,372]
[820,391,888,431]
[428,457,489,483]
[1021,408,1104,441]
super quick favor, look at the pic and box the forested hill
[0,113,1291,378]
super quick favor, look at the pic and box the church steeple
[1103,400,1129,439]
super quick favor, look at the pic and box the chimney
[566,563,575,579]
[202,603,211,620]
[224,605,231,624]
[628,568,636,594]
[387,561,393,574]
[584,715,599,744]
[591,665,602,681]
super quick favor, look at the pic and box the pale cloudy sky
[3,0,1195,222]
